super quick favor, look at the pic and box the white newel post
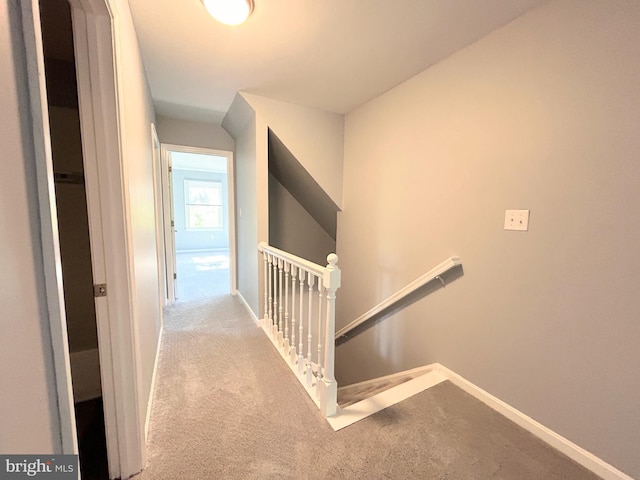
[319,254,340,417]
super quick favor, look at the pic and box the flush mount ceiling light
[202,0,254,26]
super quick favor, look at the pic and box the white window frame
[184,178,224,231]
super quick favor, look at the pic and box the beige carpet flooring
[133,295,601,480]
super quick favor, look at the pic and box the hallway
[135,296,600,479]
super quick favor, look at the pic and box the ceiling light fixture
[202,0,254,26]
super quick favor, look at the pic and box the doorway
[162,146,236,302]
[39,0,108,478]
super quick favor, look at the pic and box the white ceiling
[128,0,547,125]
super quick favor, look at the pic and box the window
[184,179,223,230]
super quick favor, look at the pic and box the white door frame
[160,144,177,303]
[25,0,145,477]
[161,144,237,302]
[151,124,167,308]
[68,0,145,478]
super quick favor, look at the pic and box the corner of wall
[239,92,345,209]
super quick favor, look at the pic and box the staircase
[253,243,638,477]
[257,241,462,431]
[329,365,447,431]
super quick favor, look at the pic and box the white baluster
[297,271,305,376]
[258,244,342,418]
[290,266,298,363]
[262,251,268,328]
[278,258,284,344]
[273,256,279,337]
[284,262,291,355]
[306,273,315,387]
[268,254,274,336]
[316,281,325,400]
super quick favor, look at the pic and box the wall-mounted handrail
[335,257,461,340]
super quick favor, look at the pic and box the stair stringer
[328,364,446,431]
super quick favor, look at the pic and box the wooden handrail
[335,257,461,340]
[258,241,327,278]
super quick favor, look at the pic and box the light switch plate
[504,210,529,231]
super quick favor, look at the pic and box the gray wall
[224,98,260,314]
[172,168,229,252]
[241,93,345,208]
[269,174,336,266]
[336,0,640,477]
[157,114,235,151]
[0,0,61,453]
[225,93,344,319]
[114,0,163,438]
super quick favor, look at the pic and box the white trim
[434,364,633,480]
[144,326,164,441]
[160,144,177,303]
[329,362,632,478]
[162,143,233,157]
[21,0,78,455]
[151,123,167,308]
[258,242,328,277]
[69,1,145,477]
[69,7,121,477]
[227,149,238,295]
[237,291,260,325]
[183,178,224,230]
[109,0,148,471]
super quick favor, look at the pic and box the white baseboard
[69,348,102,403]
[236,291,259,325]
[145,326,164,442]
[434,364,633,480]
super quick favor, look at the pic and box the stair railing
[258,242,341,418]
[335,256,461,340]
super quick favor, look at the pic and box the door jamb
[68,0,145,478]
[160,144,177,303]
[151,123,167,309]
